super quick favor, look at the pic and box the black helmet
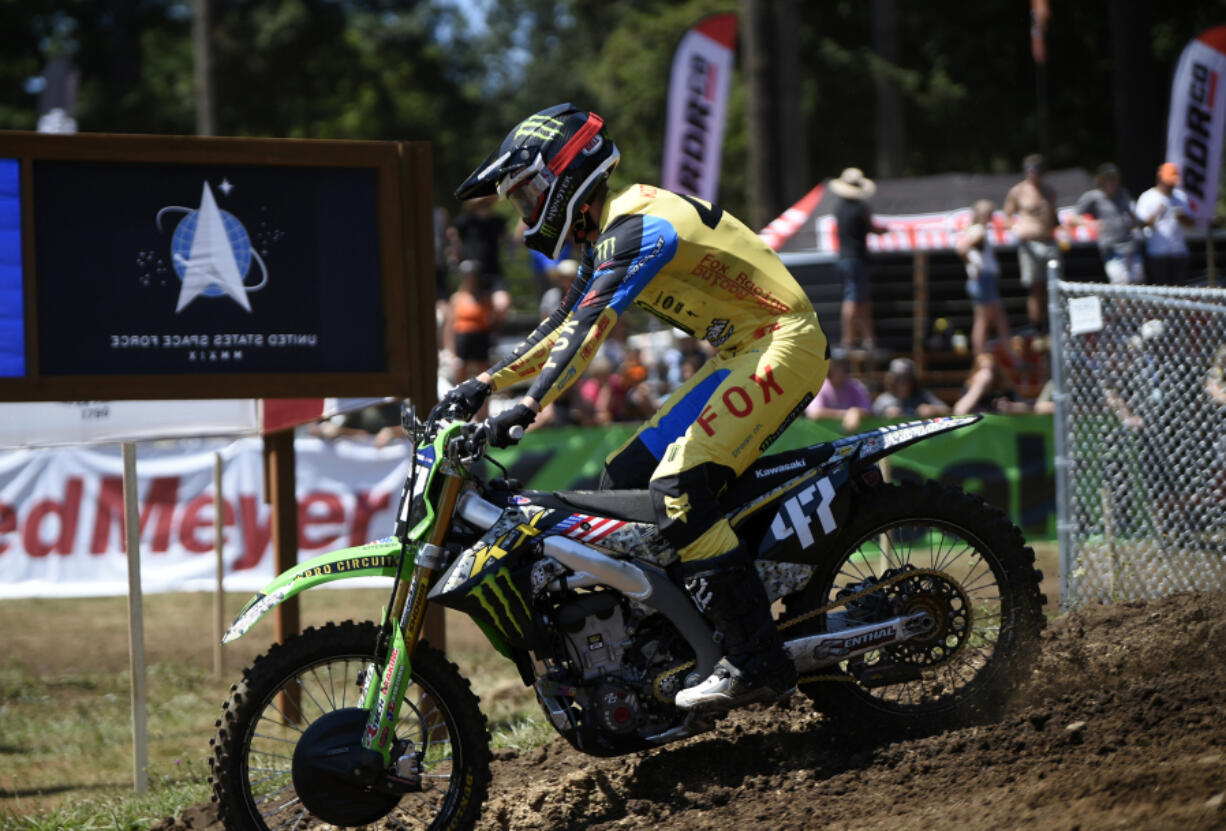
[456,103,620,259]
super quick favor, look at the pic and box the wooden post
[912,251,929,375]
[264,431,300,647]
[424,586,446,652]
[213,451,225,677]
[121,443,149,795]
[265,430,301,722]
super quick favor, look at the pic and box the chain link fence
[1051,278,1226,606]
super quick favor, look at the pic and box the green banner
[490,415,1056,540]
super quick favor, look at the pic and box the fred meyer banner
[1167,24,1226,226]
[0,416,1054,598]
[661,12,737,202]
[0,437,410,598]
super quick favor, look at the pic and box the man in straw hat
[830,167,887,353]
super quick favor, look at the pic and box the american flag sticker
[556,514,626,544]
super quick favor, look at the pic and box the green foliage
[3,1,1226,226]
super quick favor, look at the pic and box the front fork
[359,469,464,771]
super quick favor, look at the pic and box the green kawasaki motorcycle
[210,407,1047,830]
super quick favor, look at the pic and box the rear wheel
[781,480,1046,734]
[210,621,491,830]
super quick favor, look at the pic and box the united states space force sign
[32,161,386,375]
[160,179,268,314]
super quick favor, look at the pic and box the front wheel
[781,480,1047,735]
[210,621,491,830]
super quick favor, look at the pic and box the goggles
[497,153,554,224]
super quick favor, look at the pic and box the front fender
[222,538,405,644]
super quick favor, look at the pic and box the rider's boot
[674,546,797,712]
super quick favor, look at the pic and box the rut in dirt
[158,591,1226,831]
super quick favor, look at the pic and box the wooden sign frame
[0,132,436,403]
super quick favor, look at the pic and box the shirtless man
[1003,153,1060,336]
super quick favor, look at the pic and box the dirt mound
[164,592,1226,831]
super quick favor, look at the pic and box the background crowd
[321,152,1202,444]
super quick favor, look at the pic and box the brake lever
[454,422,487,462]
[457,422,523,460]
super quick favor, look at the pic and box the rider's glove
[484,403,535,448]
[436,378,490,421]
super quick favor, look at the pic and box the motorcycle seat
[522,444,838,526]
[551,489,656,523]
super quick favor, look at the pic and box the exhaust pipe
[540,535,653,600]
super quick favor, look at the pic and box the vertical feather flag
[1166,25,1226,226]
[661,12,738,203]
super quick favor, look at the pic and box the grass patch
[0,589,544,829]
[0,542,1060,827]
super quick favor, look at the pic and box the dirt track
[165,592,1226,831]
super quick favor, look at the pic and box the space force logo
[156,180,269,313]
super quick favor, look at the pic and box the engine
[556,591,631,681]
[537,585,698,753]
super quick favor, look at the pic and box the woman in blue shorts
[956,199,1014,357]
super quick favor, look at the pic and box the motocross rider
[443,103,831,711]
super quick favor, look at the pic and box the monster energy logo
[467,566,530,639]
[515,115,564,141]
[594,237,616,263]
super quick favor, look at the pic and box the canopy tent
[760,168,1100,263]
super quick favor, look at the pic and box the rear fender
[836,414,982,470]
[750,416,982,562]
[222,538,404,644]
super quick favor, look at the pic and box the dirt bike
[209,406,1047,830]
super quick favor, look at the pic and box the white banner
[814,206,1097,253]
[661,12,737,202]
[1166,25,1226,227]
[0,397,394,449]
[0,400,260,449]
[0,437,410,598]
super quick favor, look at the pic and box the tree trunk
[743,0,806,229]
[1109,0,1160,195]
[872,0,905,179]
[194,0,216,136]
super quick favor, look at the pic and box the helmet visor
[498,153,553,223]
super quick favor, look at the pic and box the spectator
[1003,153,1060,336]
[1136,162,1195,285]
[448,195,512,324]
[527,239,574,303]
[596,318,630,369]
[953,352,1029,415]
[873,357,951,419]
[619,346,658,420]
[539,258,578,321]
[433,205,453,347]
[533,384,589,429]
[663,334,708,390]
[316,403,404,448]
[448,261,496,408]
[955,199,1014,358]
[1205,345,1226,511]
[805,349,872,431]
[1072,163,1144,285]
[831,167,888,352]
[578,356,629,424]
[1033,378,1055,415]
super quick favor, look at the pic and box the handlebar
[401,399,526,461]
